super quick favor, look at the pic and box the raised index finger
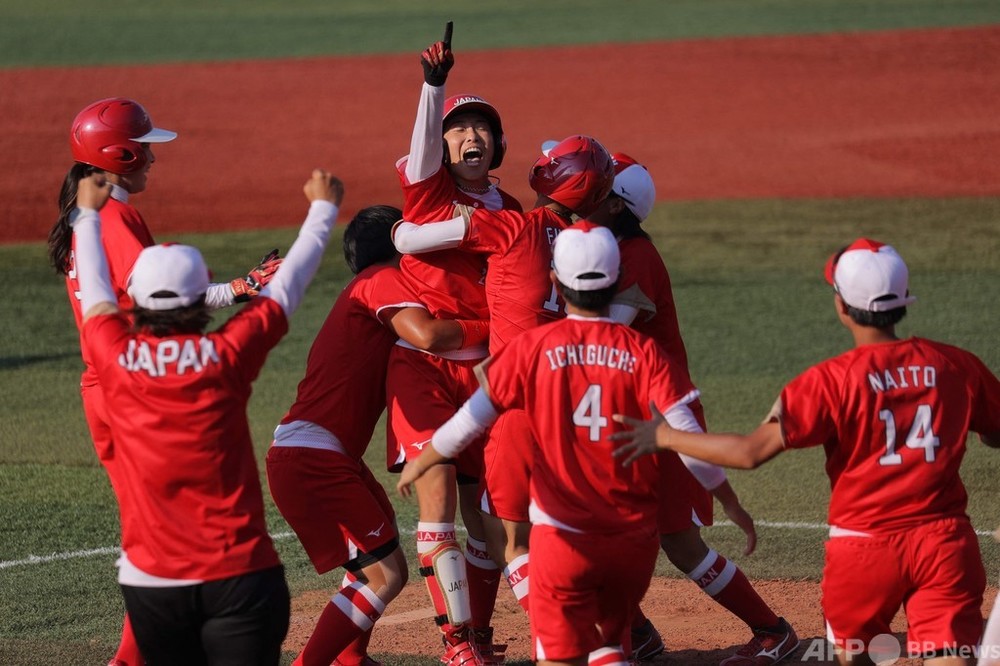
[443,21,453,49]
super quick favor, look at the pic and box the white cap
[824,238,916,312]
[611,153,656,221]
[129,244,210,310]
[553,222,620,291]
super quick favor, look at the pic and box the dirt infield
[2,26,999,243]
[286,577,998,664]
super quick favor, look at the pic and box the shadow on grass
[0,352,78,370]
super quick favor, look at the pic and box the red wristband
[455,318,490,348]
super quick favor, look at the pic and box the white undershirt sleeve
[664,403,728,490]
[259,200,338,316]
[69,208,117,314]
[431,388,500,459]
[609,302,640,326]
[393,216,466,254]
[405,83,446,184]
[203,283,235,310]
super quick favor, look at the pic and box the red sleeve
[363,266,426,324]
[779,363,840,449]
[83,313,132,374]
[964,352,1000,436]
[462,209,523,256]
[214,298,289,384]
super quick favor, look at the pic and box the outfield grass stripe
[2,521,993,571]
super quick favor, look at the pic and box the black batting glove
[421,21,454,86]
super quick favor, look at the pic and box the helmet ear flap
[490,131,507,169]
[100,143,144,171]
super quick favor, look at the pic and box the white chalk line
[1,521,994,571]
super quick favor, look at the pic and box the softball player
[387,25,522,665]
[590,153,798,664]
[47,98,282,666]
[265,205,489,666]
[613,238,1000,666]
[69,169,342,666]
[398,223,705,666]
[393,135,616,622]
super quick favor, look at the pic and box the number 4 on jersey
[877,403,940,466]
[574,384,608,442]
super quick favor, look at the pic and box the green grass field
[2,1,1000,664]
[2,0,1000,67]
[3,197,999,665]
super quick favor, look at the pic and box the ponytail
[48,163,100,275]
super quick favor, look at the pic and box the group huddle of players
[54,20,1000,666]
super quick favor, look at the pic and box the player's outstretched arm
[405,22,453,184]
[611,401,785,469]
[71,174,118,322]
[392,215,467,254]
[258,169,342,316]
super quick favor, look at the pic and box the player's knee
[660,529,709,572]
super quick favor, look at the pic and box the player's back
[464,206,569,353]
[483,315,697,534]
[783,337,998,533]
[281,265,417,458]
[617,236,690,373]
[83,298,287,580]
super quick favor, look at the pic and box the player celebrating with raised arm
[388,22,522,665]
[612,239,1000,666]
[398,223,704,666]
[589,153,797,664]
[47,98,283,666]
[393,135,616,625]
[69,169,342,666]
[266,204,490,666]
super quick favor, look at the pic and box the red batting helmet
[443,94,506,169]
[69,98,177,174]
[529,135,615,217]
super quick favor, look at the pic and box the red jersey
[279,265,422,458]
[83,297,288,581]
[479,315,698,534]
[397,161,522,321]
[615,237,689,372]
[779,337,1000,533]
[462,207,569,353]
[67,196,154,385]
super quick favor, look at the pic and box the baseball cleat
[333,658,382,666]
[440,638,486,666]
[472,626,506,665]
[630,618,666,661]
[719,618,799,666]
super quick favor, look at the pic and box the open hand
[610,400,669,465]
[396,460,424,498]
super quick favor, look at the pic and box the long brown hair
[48,163,101,275]
[130,297,213,337]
